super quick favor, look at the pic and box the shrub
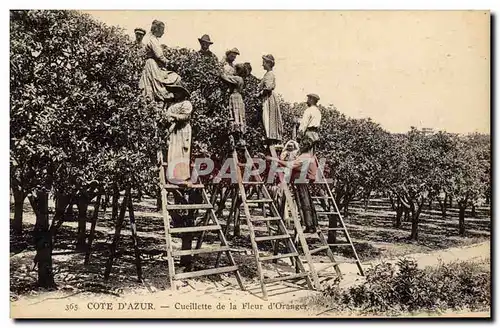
[323,258,490,314]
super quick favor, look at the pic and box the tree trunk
[76,195,89,251]
[156,187,162,212]
[30,190,56,289]
[394,204,403,228]
[66,202,74,218]
[343,197,350,218]
[410,201,424,241]
[471,204,476,218]
[403,208,410,222]
[458,204,466,236]
[485,191,490,205]
[328,214,338,244]
[50,193,72,240]
[448,195,453,208]
[12,189,26,235]
[363,191,371,212]
[437,198,446,218]
[389,194,396,211]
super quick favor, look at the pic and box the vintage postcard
[9,10,490,319]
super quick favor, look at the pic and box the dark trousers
[295,184,317,227]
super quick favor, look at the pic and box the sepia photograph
[8,9,491,319]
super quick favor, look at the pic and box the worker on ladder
[297,93,322,154]
[267,137,319,233]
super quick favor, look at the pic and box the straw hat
[262,54,275,64]
[134,28,146,35]
[226,48,240,56]
[166,81,191,97]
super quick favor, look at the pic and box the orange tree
[10,10,157,287]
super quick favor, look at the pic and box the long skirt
[228,92,246,134]
[166,123,192,183]
[262,91,283,142]
[139,58,179,102]
[295,184,317,227]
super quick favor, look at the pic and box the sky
[85,10,490,134]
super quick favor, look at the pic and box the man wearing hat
[223,48,240,76]
[134,28,146,48]
[297,93,322,154]
[198,34,217,61]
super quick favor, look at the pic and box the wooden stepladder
[269,146,364,282]
[158,152,244,290]
[225,147,320,300]
[308,160,364,276]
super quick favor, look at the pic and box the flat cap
[226,47,240,55]
[307,93,320,101]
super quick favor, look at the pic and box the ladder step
[164,184,205,190]
[246,199,274,204]
[329,243,351,246]
[242,181,264,185]
[174,265,239,280]
[259,252,299,262]
[170,225,221,233]
[255,234,290,242]
[173,246,230,257]
[249,216,281,222]
[322,228,345,231]
[317,263,339,272]
[310,245,330,255]
[312,196,332,199]
[264,272,309,284]
[317,211,339,215]
[302,233,319,238]
[166,203,213,210]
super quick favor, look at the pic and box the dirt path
[10,241,490,319]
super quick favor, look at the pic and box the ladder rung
[174,265,238,280]
[164,184,205,190]
[259,252,299,262]
[264,272,309,284]
[310,245,330,255]
[166,204,213,210]
[312,196,332,199]
[329,243,351,246]
[255,234,290,242]
[317,211,339,215]
[173,246,230,257]
[322,228,345,231]
[317,263,338,272]
[170,225,221,233]
[302,233,319,238]
[242,181,264,185]
[246,199,274,204]
[249,216,281,222]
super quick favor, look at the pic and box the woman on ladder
[221,62,252,149]
[258,54,283,148]
[139,19,180,103]
[163,82,193,186]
